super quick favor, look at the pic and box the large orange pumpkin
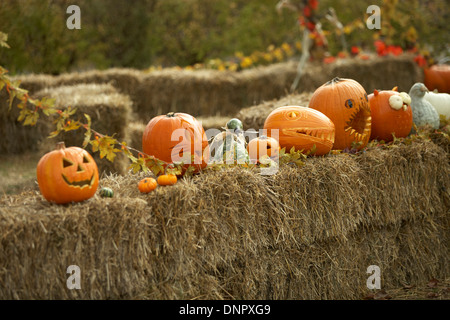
[263,106,335,156]
[424,64,450,93]
[309,77,371,150]
[36,142,99,204]
[368,88,413,142]
[142,112,209,172]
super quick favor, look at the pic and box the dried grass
[0,139,447,300]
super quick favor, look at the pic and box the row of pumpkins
[36,77,441,204]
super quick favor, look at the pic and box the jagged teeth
[293,128,334,141]
[345,127,351,132]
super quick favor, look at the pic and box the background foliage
[0,0,448,75]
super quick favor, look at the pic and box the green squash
[99,187,114,198]
[210,130,249,164]
[225,118,243,131]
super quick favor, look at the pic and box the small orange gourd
[157,174,178,186]
[138,177,158,193]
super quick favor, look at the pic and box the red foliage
[413,54,427,68]
[323,56,336,64]
[351,46,360,56]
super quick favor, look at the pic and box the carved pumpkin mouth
[344,107,371,142]
[282,127,335,146]
[62,173,95,188]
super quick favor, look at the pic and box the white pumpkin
[424,91,450,119]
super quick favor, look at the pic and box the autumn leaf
[0,32,10,48]
[82,114,92,148]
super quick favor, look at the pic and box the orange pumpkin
[368,88,413,142]
[157,174,178,186]
[138,177,158,193]
[142,112,210,173]
[263,106,335,156]
[36,142,99,204]
[247,135,280,163]
[424,64,450,93]
[309,77,371,150]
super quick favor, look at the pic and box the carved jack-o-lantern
[37,142,99,204]
[368,87,413,142]
[263,105,335,156]
[309,77,372,150]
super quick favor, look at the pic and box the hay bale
[330,54,423,93]
[134,55,422,120]
[124,121,146,151]
[34,83,132,175]
[0,89,51,154]
[10,73,57,94]
[0,139,448,299]
[236,92,314,130]
[134,69,242,122]
[54,68,142,103]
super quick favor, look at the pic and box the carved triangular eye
[63,159,73,168]
[83,155,90,163]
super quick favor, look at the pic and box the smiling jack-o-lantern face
[309,77,372,150]
[37,142,99,204]
[368,87,413,142]
[263,106,335,156]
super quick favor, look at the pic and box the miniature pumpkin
[368,87,413,142]
[36,142,99,204]
[138,177,158,193]
[99,187,114,198]
[263,106,335,156]
[424,64,450,94]
[142,112,210,173]
[157,174,177,186]
[309,77,372,150]
[247,135,280,163]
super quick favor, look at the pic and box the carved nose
[77,164,84,172]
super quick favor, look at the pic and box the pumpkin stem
[166,112,177,117]
[56,141,66,150]
[327,77,342,85]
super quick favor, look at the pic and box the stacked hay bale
[134,69,242,122]
[34,84,132,175]
[0,138,448,299]
[0,88,51,154]
[236,92,314,130]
